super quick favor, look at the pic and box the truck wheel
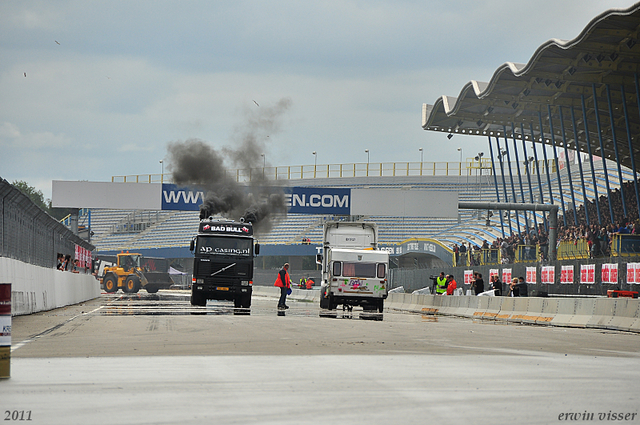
[319,287,330,309]
[241,293,252,308]
[103,276,117,293]
[191,290,206,306]
[328,293,337,310]
[124,275,140,293]
[378,299,384,313]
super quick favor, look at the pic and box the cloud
[118,143,155,153]
[0,122,21,139]
[0,0,634,197]
[0,122,70,149]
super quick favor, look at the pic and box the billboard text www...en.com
[161,184,351,215]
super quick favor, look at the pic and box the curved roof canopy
[422,2,640,170]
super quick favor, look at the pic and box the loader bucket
[141,271,174,293]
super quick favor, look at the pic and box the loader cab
[118,253,141,272]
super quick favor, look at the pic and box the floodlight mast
[458,201,558,261]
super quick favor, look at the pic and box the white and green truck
[318,220,389,313]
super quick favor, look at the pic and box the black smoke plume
[166,99,291,233]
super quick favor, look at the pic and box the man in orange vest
[274,263,291,309]
[446,274,457,295]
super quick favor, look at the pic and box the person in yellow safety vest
[274,263,291,309]
[299,277,306,289]
[436,272,447,295]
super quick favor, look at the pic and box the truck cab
[190,219,260,308]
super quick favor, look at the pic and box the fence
[0,178,93,268]
[453,238,636,267]
[113,159,556,184]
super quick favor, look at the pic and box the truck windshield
[196,236,252,256]
[342,262,376,278]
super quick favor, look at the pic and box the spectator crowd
[453,178,640,264]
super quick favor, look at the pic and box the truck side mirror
[316,254,322,265]
[254,243,260,256]
[189,239,195,252]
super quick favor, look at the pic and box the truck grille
[197,261,251,278]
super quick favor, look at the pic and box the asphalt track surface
[2,291,639,425]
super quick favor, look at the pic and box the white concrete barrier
[497,298,515,321]
[586,299,616,329]
[536,298,559,324]
[480,296,503,320]
[462,296,479,318]
[436,295,456,316]
[521,298,544,324]
[567,298,596,328]
[406,294,423,313]
[607,298,640,332]
[1,257,100,316]
[385,292,403,309]
[472,296,491,320]
[551,298,577,327]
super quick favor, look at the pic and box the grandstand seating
[86,159,632,253]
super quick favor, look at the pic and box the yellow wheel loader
[101,252,173,294]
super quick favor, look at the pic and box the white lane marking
[11,305,105,353]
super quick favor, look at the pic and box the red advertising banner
[627,263,640,284]
[626,263,635,284]
[74,245,92,270]
[464,270,473,285]
[580,264,595,284]
[541,266,555,284]
[602,263,618,284]
[526,267,536,284]
[560,265,574,284]
[502,268,512,285]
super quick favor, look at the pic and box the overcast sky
[0,0,633,200]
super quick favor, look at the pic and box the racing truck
[101,251,174,294]
[189,218,260,308]
[317,220,389,313]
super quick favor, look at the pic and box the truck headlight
[196,278,204,284]
[241,281,249,286]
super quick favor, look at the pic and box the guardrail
[612,234,640,257]
[453,238,637,265]
[112,159,554,184]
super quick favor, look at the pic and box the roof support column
[592,83,615,224]
[623,80,640,218]
[547,105,567,227]
[511,123,528,229]
[569,106,590,226]
[538,111,556,227]
[529,122,548,230]
[520,124,536,203]
[558,106,579,225]
[502,126,521,234]
[495,134,512,235]
[581,94,602,225]
[606,84,627,218]
[487,136,506,238]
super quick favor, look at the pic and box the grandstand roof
[422,3,640,170]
